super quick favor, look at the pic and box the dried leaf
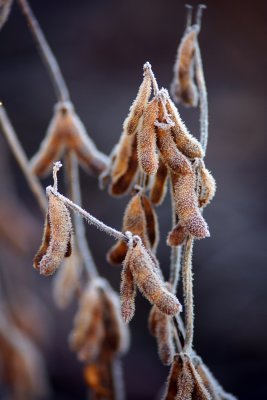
[123,69,152,136]
[137,98,159,175]
[150,158,168,206]
[33,192,72,276]
[170,25,199,107]
[124,240,182,316]
[172,172,209,239]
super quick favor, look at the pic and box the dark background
[0,0,266,399]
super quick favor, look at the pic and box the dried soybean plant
[0,2,237,400]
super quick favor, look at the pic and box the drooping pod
[123,239,182,316]
[163,355,182,400]
[137,97,159,175]
[30,101,108,177]
[198,160,216,208]
[140,194,159,252]
[167,223,187,246]
[170,25,199,107]
[109,134,139,196]
[120,261,136,323]
[33,191,72,276]
[123,66,152,136]
[187,358,212,399]
[52,249,82,309]
[172,171,209,239]
[107,192,150,265]
[150,158,168,206]
[148,304,175,366]
[166,97,203,159]
[83,359,114,399]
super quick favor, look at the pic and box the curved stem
[64,151,98,279]
[182,235,194,354]
[0,104,47,213]
[17,0,70,102]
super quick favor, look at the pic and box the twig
[185,4,193,28]
[195,38,208,155]
[17,0,70,102]
[47,186,127,243]
[195,4,207,30]
[0,104,47,213]
[182,235,194,354]
[64,151,98,279]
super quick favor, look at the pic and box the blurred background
[0,0,266,399]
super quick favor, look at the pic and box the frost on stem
[170,24,199,107]
[0,0,13,30]
[123,64,152,136]
[30,101,108,177]
[107,191,159,265]
[122,238,182,320]
[33,191,72,276]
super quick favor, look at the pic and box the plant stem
[0,104,47,213]
[143,62,159,95]
[47,186,127,243]
[64,151,98,279]
[195,39,208,155]
[182,235,194,354]
[17,0,70,102]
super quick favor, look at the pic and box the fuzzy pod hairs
[33,191,72,276]
[30,102,108,178]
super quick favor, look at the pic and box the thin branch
[47,186,127,243]
[185,4,193,28]
[182,234,194,354]
[64,151,98,279]
[195,4,207,30]
[17,0,70,102]
[195,39,208,155]
[0,104,47,213]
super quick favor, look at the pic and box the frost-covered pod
[109,135,139,196]
[123,68,152,136]
[69,279,105,362]
[166,98,203,159]
[173,172,209,239]
[187,359,212,400]
[111,130,136,184]
[163,355,182,400]
[120,262,136,323]
[137,98,159,175]
[167,223,187,246]
[157,126,192,175]
[53,249,82,309]
[198,161,216,208]
[125,240,182,315]
[170,25,199,107]
[149,305,174,366]
[150,158,168,206]
[107,193,150,265]
[141,195,159,251]
[30,102,108,177]
[33,192,72,276]
[176,356,195,400]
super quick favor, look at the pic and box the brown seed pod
[109,135,139,196]
[107,193,150,265]
[124,240,182,316]
[33,192,72,276]
[137,98,159,175]
[163,354,182,399]
[176,356,195,400]
[157,126,192,175]
[166,97,203,159]
[30,102,108,177]
[141,194,159,251]
[0,0,13,30]
[170,25,199,107]
[167,223,187,246]
[83,359,114,399]
[120,262,137,323]
[123,68,152,136]
[100,284,130,357]
[111,130,136,184]
[52,249,82,309]
[172,172,209,239]
[187,358,212,400]
[198,160,216,208]
[150,158,168,206]
[148,305,174,366]
[69,278,105,362]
